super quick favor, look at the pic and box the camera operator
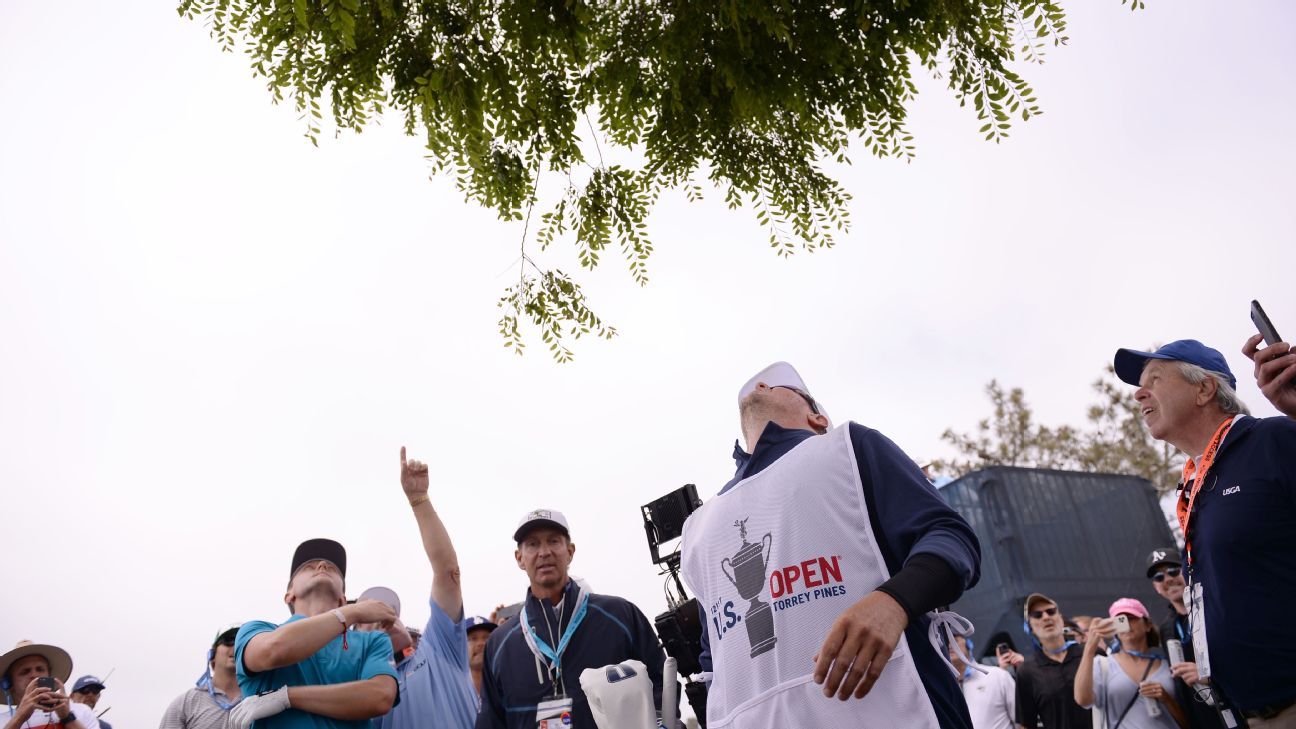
[1,641,99,729]
[475,509,672,729]
[680,362,981,729]
[1115,340,1296,726]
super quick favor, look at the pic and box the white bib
[680,424,940,728]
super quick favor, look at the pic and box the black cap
[1145,547,1182,578]
[291,538,347,579]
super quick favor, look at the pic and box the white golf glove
[229,686,290,729]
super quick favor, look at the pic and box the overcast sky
[2,2,1293,727]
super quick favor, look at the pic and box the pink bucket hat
[1108,597,1150,619]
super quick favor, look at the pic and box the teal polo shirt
[236,615,399,729]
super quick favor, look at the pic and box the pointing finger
[400,446,407,468]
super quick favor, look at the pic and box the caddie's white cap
[738,361,831,425]
[513,508,571,543]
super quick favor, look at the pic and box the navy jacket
[476,581,671,729]
[1185,415,1296,712]
[699,422,982,729]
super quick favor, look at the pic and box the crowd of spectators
[3,332,1292,729]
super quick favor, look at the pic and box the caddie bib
[680,424,940,728]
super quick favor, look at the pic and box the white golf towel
[580,659,656,729]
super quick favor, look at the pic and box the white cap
[513,508,571,543]
[738,361,831,425]
[357,586,402,617]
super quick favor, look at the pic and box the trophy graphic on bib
[721,517,777,657]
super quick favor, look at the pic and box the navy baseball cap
[290,538,347,579]
[463,616,498,634]
[1114,340,1237,390]
[72,676,105,693]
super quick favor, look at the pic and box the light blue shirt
[236,615,399,729]
[375,597,478,729]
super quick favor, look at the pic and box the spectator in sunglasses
[159,625,244,729]
[1013,594,1091,729]
[1145,550,1223,729]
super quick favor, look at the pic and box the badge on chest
[536,696,573,728]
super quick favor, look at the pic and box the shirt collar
[724,422,819,493]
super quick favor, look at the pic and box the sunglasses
[1029,607,1059,620]
[772,385,821,415]
[1152,567,1182,583]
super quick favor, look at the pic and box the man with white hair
[1114,339,1296,727]
[680,362,982,728]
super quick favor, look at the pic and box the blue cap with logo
[72,675,105,693]
[463,616,498,634]
[1114,339,1237,391]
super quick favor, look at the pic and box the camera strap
[520,583,590,693]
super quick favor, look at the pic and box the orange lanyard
[1177,417,1235,566]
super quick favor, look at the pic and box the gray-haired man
[1115,339,1296,726]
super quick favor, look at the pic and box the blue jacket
[698,422,981,729]
[475,581,671,729]
[1186,415,1296,712]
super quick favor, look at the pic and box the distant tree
[177,0,1141,360]
[935,363,1183,495]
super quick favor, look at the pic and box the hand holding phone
[1244,301,1296,417]
[1114,615,1131,634]
[1252,300,1283,346]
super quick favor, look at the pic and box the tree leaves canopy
[178,0,1138,359]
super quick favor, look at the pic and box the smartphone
[1252,300,1283,346]
[1114,615,1131,634]
[495,601,523,624]
[35,677,57,691]
[995,642,1011,657]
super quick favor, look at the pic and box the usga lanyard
[520,584,590,694]
[1176,416,1236,567]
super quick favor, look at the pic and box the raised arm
[1073,618,1111,707]
[242,601,397,673]
[401,446,463,619]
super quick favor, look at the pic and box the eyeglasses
[1152,567,1182,583]
[772,385,821,415]
[1029,607,1059,620]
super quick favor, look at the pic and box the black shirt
[1015,645,1091,729]
[1159,605,1226,729]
